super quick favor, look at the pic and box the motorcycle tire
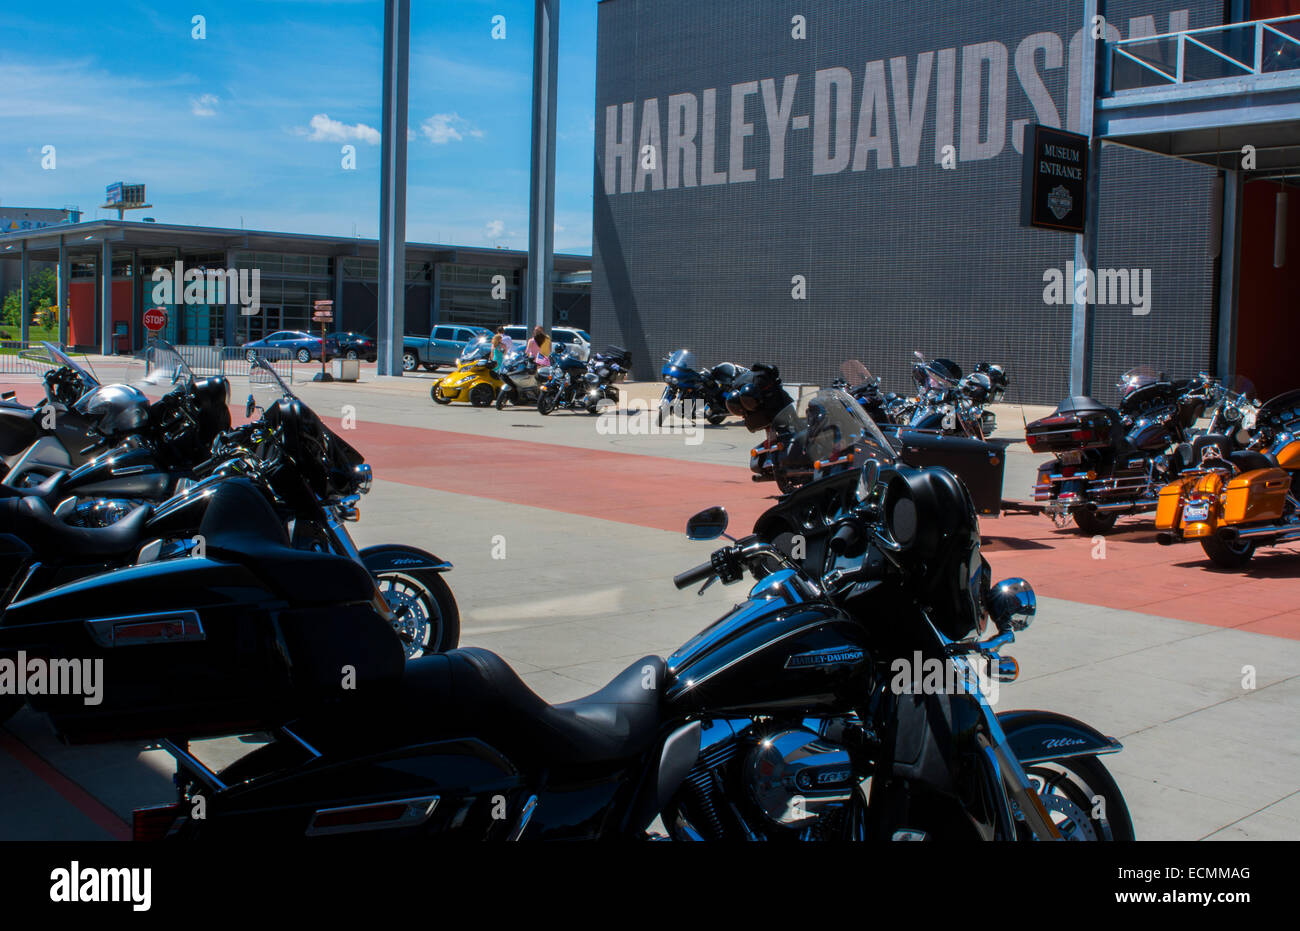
[538,391,558,415]
[1022,755,1135,841]
[1200,534,1256,568]
[431,385,451,404]
[469,384,495,408]
[374,568,461,658]
[706,408,727,426]
[496,389,513,411]
[1072,508,1117,535]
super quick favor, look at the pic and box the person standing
[526,325,551,366]
[491,329,505,371]
[498,326,514,356]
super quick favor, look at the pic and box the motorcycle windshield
[666,349,697,372]
[250,354,296,400]
[140,337,195,387]
[35,341,100,389]
[773,388,895,485]
[1117,366,1163,400]
[459,337,492,364]
[840,360,874,385]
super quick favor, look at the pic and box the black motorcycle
[0,343,111,485]
[1027,368,1228,533]
[537,343,620,415]
[0,356,460,726]
[659,349,746,425]
[13,389,1129,842]
[749,364,1009,515]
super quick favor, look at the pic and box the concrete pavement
[0,365,1296,841]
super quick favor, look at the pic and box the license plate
[1183,501,1210,522]
[1060,450,1082,466]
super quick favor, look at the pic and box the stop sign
[143,308,167,332]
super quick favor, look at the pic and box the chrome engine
[670,718,865,841]
[62,497,148,528]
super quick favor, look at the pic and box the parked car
[403,324,491,372]
[243,330,337,363]
[502,325,592,360]
[328,331,377,362]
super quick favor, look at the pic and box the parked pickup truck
[402,324,491,372]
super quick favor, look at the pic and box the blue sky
[0,0,598,254]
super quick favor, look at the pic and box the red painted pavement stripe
[325,415,1300,640]
[0,730,132,840]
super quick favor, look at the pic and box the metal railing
[143,344,294,380]
[0,340,81,376]
[1110,14,1300,92]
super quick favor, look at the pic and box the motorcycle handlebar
[674,559,716,589]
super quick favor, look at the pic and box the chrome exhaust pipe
[1092,497,1159,513]
[1220,523,1300,543]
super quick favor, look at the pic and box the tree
[1,268,58,332]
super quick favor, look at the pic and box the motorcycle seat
[1175,434,1233,471]
[0,494,152,559]
[1231,450,1276,473]
[302,647,667,767]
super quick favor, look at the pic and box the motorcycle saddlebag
[0,557,404,744]
[1223,468,1290,525]
[887,428,1007,515]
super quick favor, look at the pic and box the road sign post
[312,300,334,382]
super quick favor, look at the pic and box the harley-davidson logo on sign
[1048,185,1073,221]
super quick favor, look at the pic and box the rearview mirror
[246,394,256,418]
[988,578,1036,632]
[855,460,880,503]
[686,506,729,541]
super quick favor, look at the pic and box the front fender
[998,709,1122,765]
[359,543,452,574]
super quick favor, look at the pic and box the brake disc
[1039,792,1098,841]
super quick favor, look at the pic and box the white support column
[100,239,114,355]
[56,235,69,347]
[19,240,29,345]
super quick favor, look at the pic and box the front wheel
[1201,534,1256,568]
[1072,508,1117,535]
[402,352,418,372]
[374,569,460,658]
[496,387,514,410]
[468,383,495,408]
[537,390,558,415]
[345,350,359,360]
[245,349,258,363]
[431,384,451,404]
[296,348,311,363]
[658,388,675,426]
[1023,755,1135,841]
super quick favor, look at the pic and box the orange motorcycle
[1155,387,1300,567]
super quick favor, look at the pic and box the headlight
[353,463,373,495]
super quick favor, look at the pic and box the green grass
[0,325,71,356]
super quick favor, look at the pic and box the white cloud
[190,93,219,117]
[297,113,381,145]
[485,219,505,239]
[420,113,483,145]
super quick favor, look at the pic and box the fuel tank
[665,571,870,715]
[1125,415,1172,452]
[62,446,174,499]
